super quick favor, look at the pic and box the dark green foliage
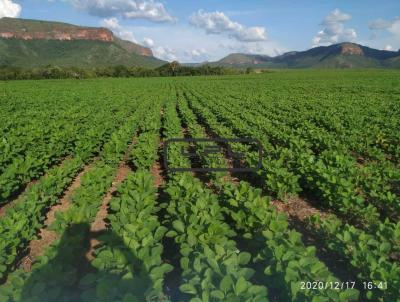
[0,38,164,69]
[0,62,243,80]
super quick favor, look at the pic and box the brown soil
[0,198,19,218]
[221,173,240,185]
[20,163,92,272]
[151,160,165,189]
[271,196,329,222]
[151,138,166,189]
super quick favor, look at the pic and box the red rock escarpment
[340,43,363,55]
[0,28,114,42]
[138,47,153,57]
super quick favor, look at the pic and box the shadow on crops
[19,223,160,302]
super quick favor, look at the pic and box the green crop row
[176,91,358,301]
[79,171,172,301]
[0,102,145,299]
[0,86,144,204]
[163,100,268,301]
[180,89,398,301]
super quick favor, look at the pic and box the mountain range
[213,43,400,69]
[1,17,400,69]
[0,17,165,68]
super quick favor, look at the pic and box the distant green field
[0,70,399,301]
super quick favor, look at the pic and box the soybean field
[0,69,399,302]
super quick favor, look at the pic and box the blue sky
[1,0,400,62]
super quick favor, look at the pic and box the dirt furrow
[151,149,166,189]
[20,162,93,272]
[271,197,330,222]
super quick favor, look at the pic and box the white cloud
[369,18,393,30]
[323,9,351,23]
[367,16,400,50]
[101,17,137,43]
[374,17,400,37]
[73,0,175,22]
[312,9,357,46]
[119,24,284,63]
[184,48,209,62]
[369,17,400,36]
[153,46,177,61]
[0,0,21,18]
[235,42,285,56]
[189,10,267,42]
[118,30,137,43]
[143,37,154,47]
[101,17,120,30]
[123,1,174,22]
[389,18,400,36]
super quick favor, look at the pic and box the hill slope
[214,43,400,68]
[0,17,165,68]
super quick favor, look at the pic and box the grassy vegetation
[0,70,399,301]
[0,39,164,68]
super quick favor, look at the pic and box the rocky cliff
[0,17,153,57]
[339,43,363,55]
[0,28,114,42]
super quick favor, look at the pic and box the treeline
[0,61,250,80]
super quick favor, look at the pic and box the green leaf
[154,226,167,241]
[339,289,359,301]
[343,231,351,242]
[180,283,197,295]
[220,275,233,292]
[180,257,190,270]
[173,220,185,233]
[243,232,252,239]
[166,230,177,237]
[239,267,255,280]
[193,257,202,273]
[207,257,220,273]
[150,263,174,279]
[379,242,391,253]
[188,232,197,246]
[235,276,248,295]
[210,290,225,299]
[161,263,174,274]
[291,282,299,298]
[181,246,192,257]
[238,252,251,265]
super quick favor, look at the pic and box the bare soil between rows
[20,162,93,272]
